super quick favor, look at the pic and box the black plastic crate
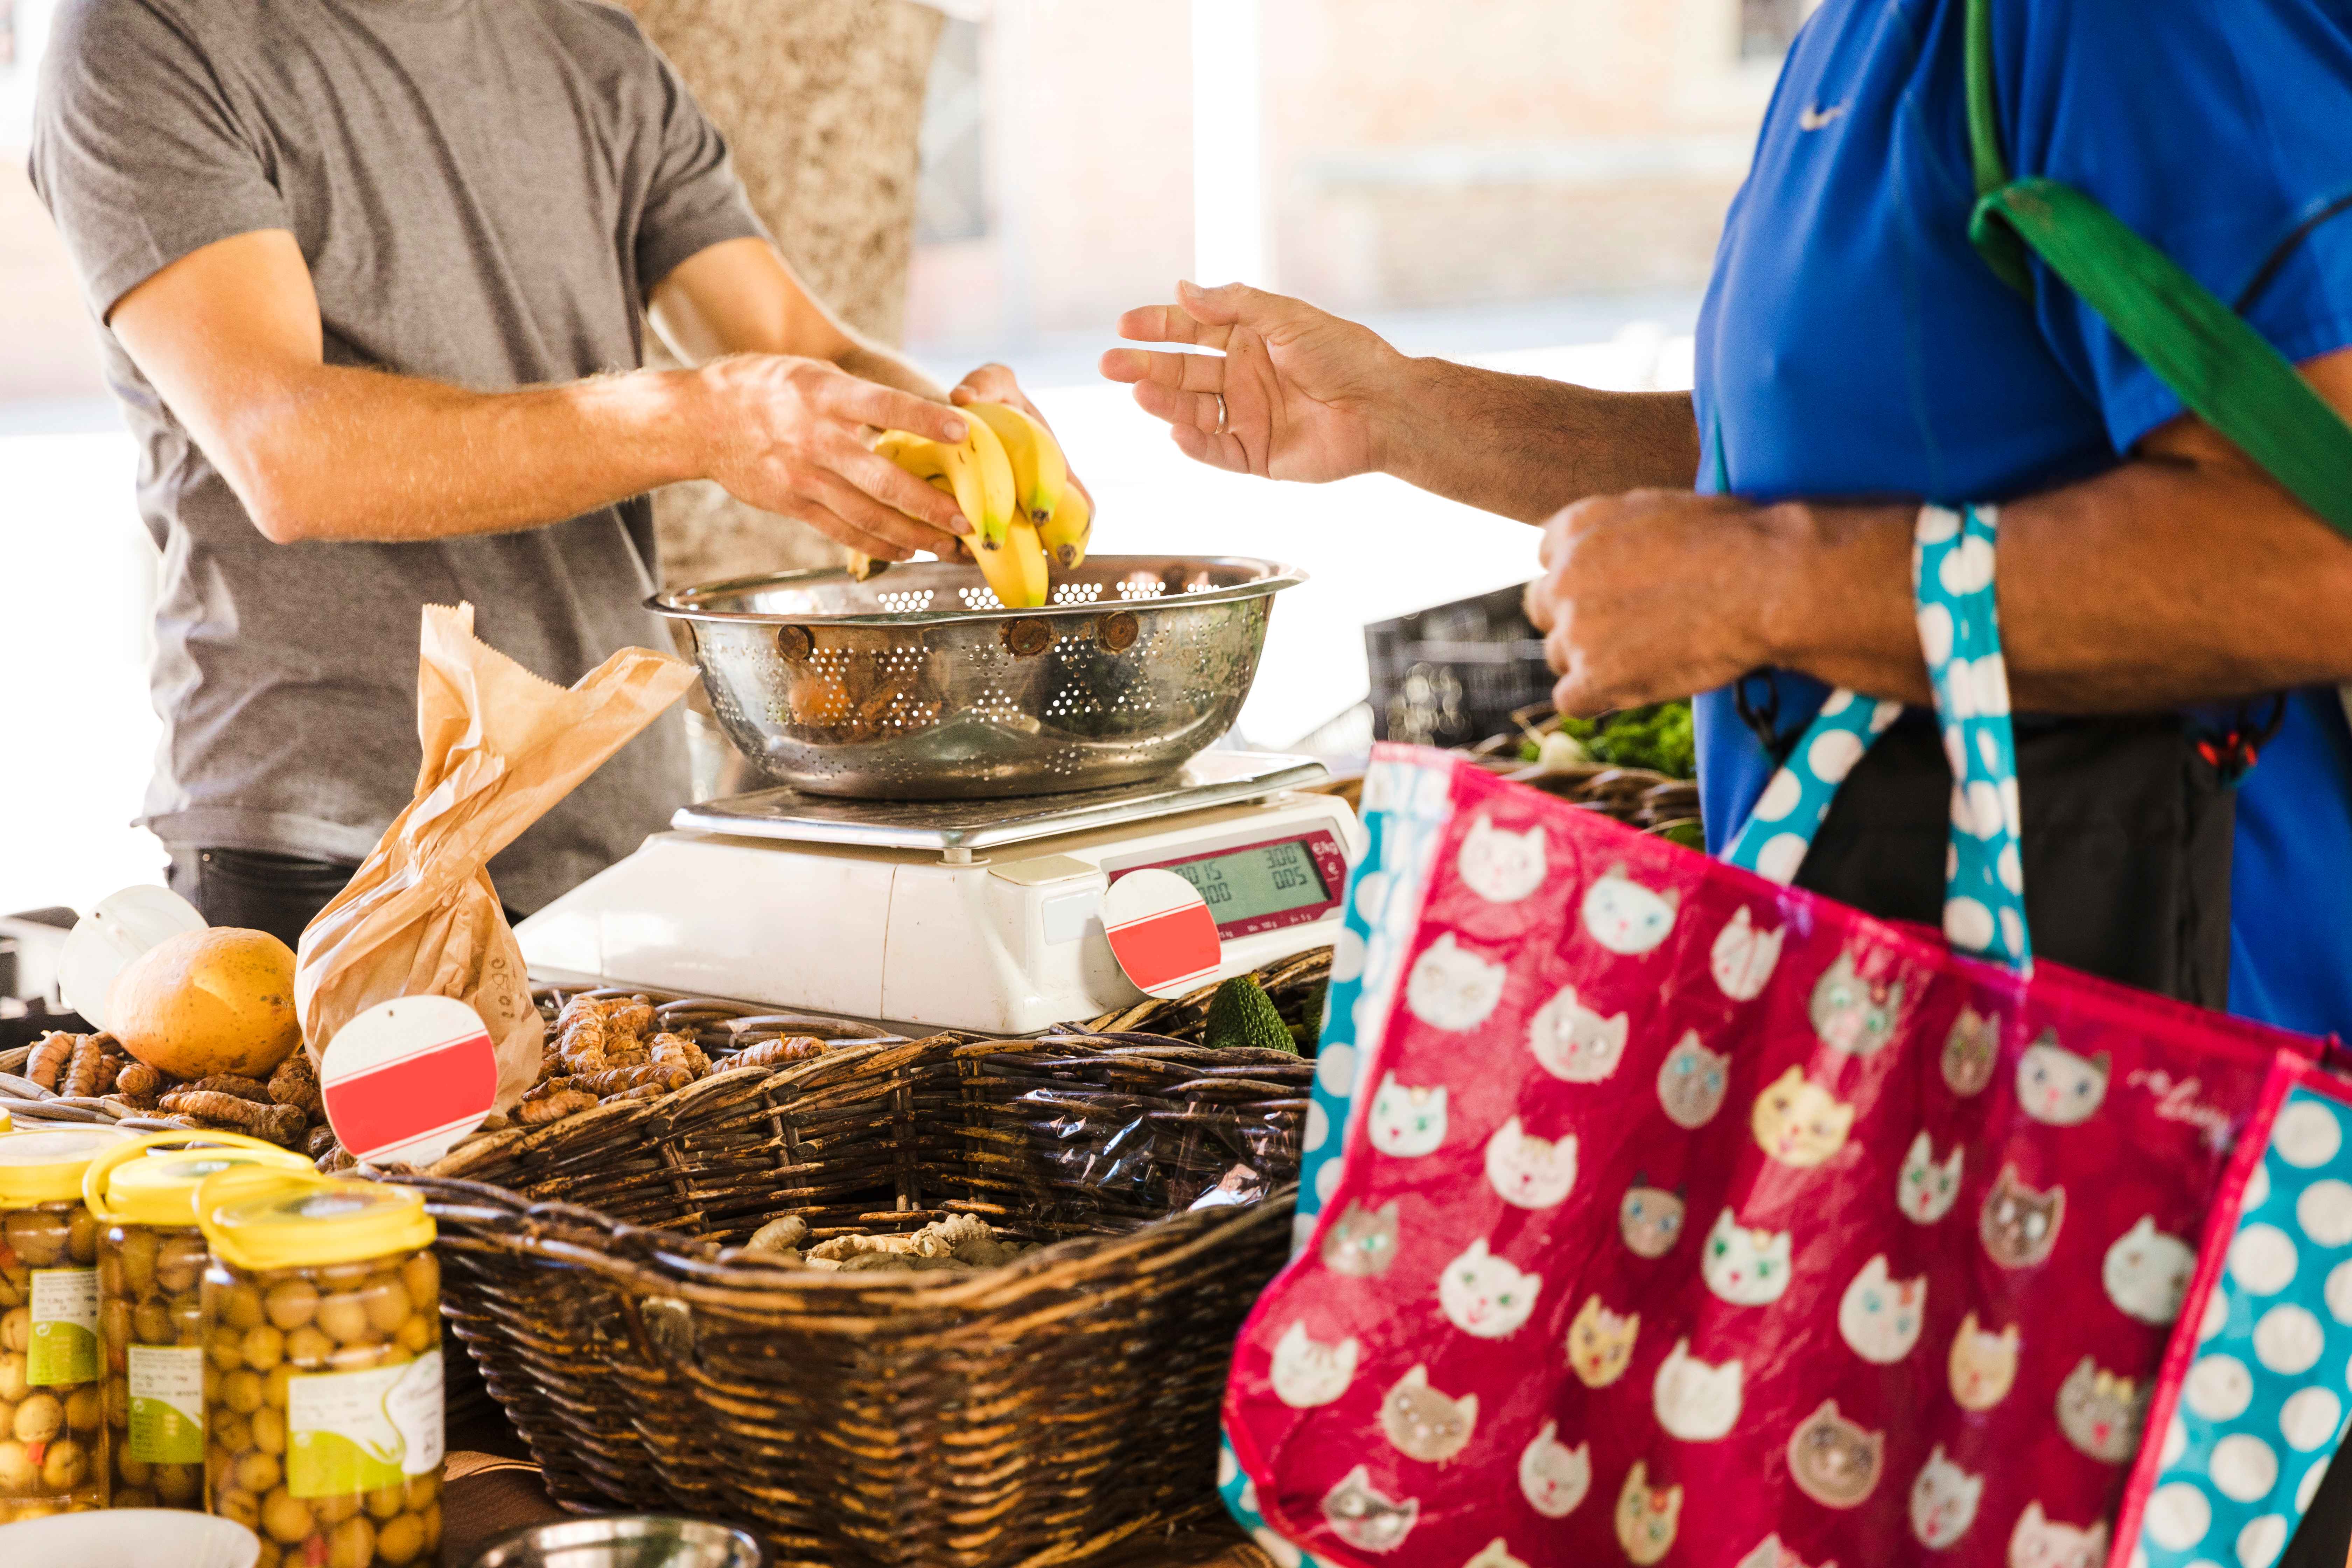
[1366,582,1550,748]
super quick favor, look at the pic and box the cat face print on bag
[2055,1357,2150,1463]
[1437,1239,1540,1339]
[2017,1031,2110,1126]
[1322,1199,1400,1278]
[1787,1399,1885,1510]
[1751,1067,1857,1169]
[1809,952,1905,1056]
[1980,1164,2065,1268]
[1460,1540,1527,1568]
[1838,1255,1926,1364]
[1942,1006,2000,1096]
[1370,1074,1448,1157]
[1484,1117,1576,1209]
[1909,1445,1985,1549]
[1458,815,1547,903]
[1566,1294,1639,1386]
[1710,906,1785,1001]
[1405,934,1507,1032]
[1657,1032,1730,1128]
[1379,1364,1478,1465]
[1735,1536,1833,1568]
[1897,1130,1964,1223]
[2005,1503,2108,1568]
[1582,865,1679,955]
[1947,1313,2021,1411]
[1527,985,1629,1082]
[1653,1337,1743,1441]
[1322,1465,1419,1554]
[1614,1461,1682,1566]
[2101,1216,2195,1325]
[1619,1180,1685,1259]
[1702,1209,1793,1306]
[1270,1322,1359,1408]
[1517,1420,1591,1519]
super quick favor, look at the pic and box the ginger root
[305,1124,341,1160]
[26,1031,74,1092]
[734,1036,827,1070]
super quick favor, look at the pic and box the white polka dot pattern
[2135,1086,2352,1568]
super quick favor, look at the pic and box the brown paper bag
[294,603,699,1111]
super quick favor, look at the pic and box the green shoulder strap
[1962,0,2352,539]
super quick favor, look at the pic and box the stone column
[623,0,946,590]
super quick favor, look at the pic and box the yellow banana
[962,402,1066,524]
[845,550,886,581]
[874,422,1017,548]
[1037,482,1091,569]
[972,518,1051,609]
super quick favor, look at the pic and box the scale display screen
[1121,830,1350,941]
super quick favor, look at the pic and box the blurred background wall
[0,0,1811,915]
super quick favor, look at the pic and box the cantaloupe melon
[106,927,303,1079]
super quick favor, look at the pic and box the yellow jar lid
[84,1131,316,1229]
[0,1126,137,1205]
[197,1166,434,1273]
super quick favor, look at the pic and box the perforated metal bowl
[650,555,1304,800]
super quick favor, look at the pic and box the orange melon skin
[106,927,304,1079]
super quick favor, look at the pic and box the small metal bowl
[650,555,1304,800]
[469,1515,765,1568]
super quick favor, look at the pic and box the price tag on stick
[318,996,498,1168]
[1102,868,1223,998]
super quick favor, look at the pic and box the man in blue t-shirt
[1107,0,2352,1048]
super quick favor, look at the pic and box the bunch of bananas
[860,402,1091,608]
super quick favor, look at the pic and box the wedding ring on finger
[1213,393,1230,435]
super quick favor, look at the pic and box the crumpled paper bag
[295,602,699,1112]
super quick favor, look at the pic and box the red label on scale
[318,996,498,1167]
[1102,869,1223,998]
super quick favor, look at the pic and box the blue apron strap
[1720,504,2032,973]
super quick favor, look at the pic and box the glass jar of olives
[196,1168,442,1568]
[0,1125,137,1520]
[82,1130,317,1511]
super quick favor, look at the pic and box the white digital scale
[517,752,1364,1035]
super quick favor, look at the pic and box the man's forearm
[228,363,709,545]
[1764,462,2352,712]
[1381,360,1699,525]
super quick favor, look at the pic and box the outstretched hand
[1100,280,1405,484]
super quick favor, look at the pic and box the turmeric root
[517,1089,596,1124]
[112,1063,165,1103]
[155,1089,306,1146]
[26,1032,74,1092]
[574,1062,692,1097]
[733,1036,827,1070]
[306,1124,341,1160]
[649,1031,709,1080]
[186,1073,272,1103]
[61,1034,113,1099]
[268,1052,323,1118]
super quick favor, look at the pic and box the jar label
[286,1349,443,1499]
[127,1344,205,1463]
[27,1267,98,1385]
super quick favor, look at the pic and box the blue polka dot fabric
[1723,504,2031,973]
[2127,1074,2352,1568]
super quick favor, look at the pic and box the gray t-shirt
[29,0,763,913]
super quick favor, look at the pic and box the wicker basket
[396,1029,1312,1568]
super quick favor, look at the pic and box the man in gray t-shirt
[29,0,1060,940]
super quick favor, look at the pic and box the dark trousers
[167,848,361,952]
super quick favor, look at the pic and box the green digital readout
[1167,840,1330,925]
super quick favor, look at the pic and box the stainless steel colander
[649,555,1304,800]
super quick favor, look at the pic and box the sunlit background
[0,0,1810,916]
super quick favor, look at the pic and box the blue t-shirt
[1692,0,2352,1038]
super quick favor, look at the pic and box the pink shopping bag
[1219,743,2317,1568]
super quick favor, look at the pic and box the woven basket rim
[392,1031,1308,1315]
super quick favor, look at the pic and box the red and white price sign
[318,996,498,1168]
[1102,868,1222,998]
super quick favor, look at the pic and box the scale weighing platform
[517,752,1365,1035]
